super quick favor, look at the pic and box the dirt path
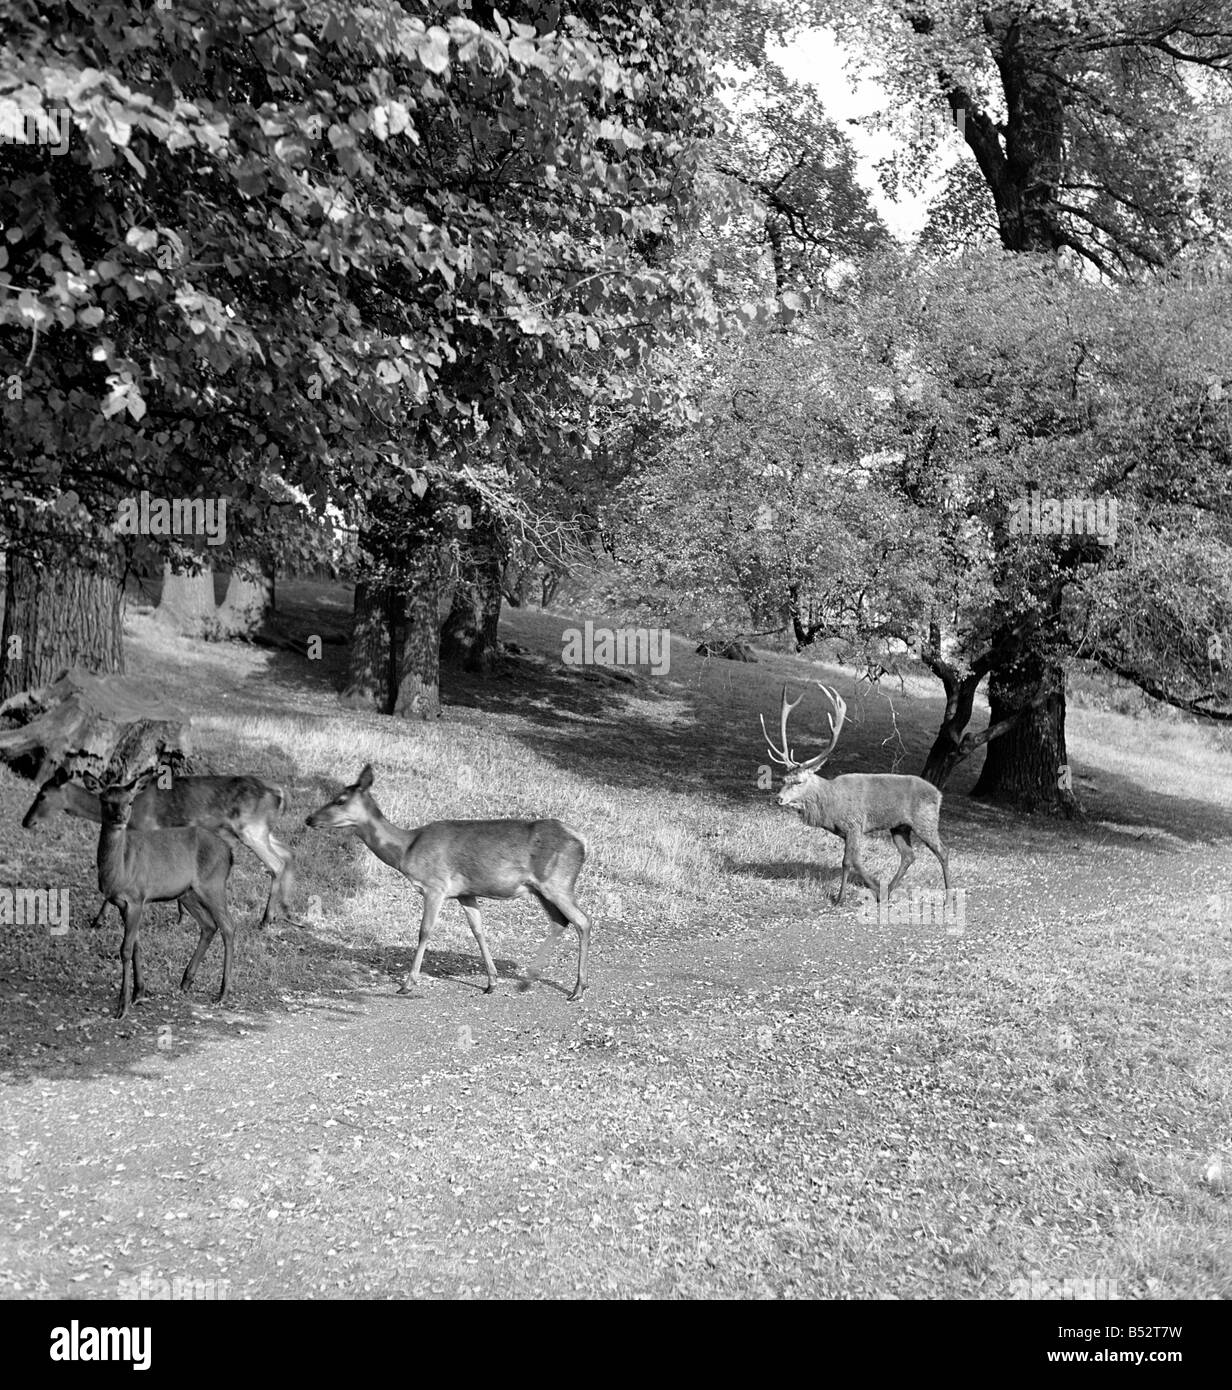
[0,892,893,1299]
[3,829,1227,1300]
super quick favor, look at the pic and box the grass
[0,581,1229,1298]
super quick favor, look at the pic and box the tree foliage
[808,0,1232,273]
[0,0,717,579]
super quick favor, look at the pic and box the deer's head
[81,771,155,828]
[21,771,72,828]
[306,764,376,828]
[761,683,847,811]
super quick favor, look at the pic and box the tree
[715,63,888,293]
[797,0,1232,809]
[1,1,716,706]
[620,250,1232,805]
[439,497,506,674]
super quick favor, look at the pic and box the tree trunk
[341,580,399,712]
[1,549,125,700]
[541,569,563,608]
[393,544,444,720]
[156,564,217,637]
[215,564,274,638]
[502,554,528,608]
[440,515,503,673]
[971,658,1076,815]
[920,671,982,788]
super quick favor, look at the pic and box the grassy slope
[0,582,1229,1299]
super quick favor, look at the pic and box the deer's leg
[213,903,236,1006]
[131,933,151,1005]
[456,894,499,994]
[838,833,879,905]
[237,823,294,928]
[915,829,951,891]
[115,902,144,1020]
[89,898,111,930]
[521,895,567,993]
[266,838,295,925]
[399,890,445,993]
[887,827,915,897]
[536,885,591,1002]
[178,890,218,995]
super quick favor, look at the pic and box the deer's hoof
[484,983,496,995]
[567,986,588,1003]
[396,982,417,996]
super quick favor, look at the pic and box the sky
[771,26,962,242]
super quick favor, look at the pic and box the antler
[761,684,806,768]
[761,682,848,771]
[799,684,847,769]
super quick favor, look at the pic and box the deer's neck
[798,777,839,830]
[96,819,130,894]
[354,801,417,874]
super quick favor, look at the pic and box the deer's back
[404,818,586,898]
[825,773,943,834]
[129,776,283,830]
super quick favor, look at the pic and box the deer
[761,683,952,905]
[23,770,295,930]
[81,773,239,1020]
[305,764,591,1001]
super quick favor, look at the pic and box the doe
[83,773,238,1020]
[305,765,590,1001]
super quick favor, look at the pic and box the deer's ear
[357,764,374,791]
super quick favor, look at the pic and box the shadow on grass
[440,618,1232,855]
[724,858,839,886]
[181,580,1232,862]
[342,939,577,1000]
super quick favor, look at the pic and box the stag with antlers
[762,683,952,905]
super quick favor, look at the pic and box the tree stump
[0,667,192,786]
[155,564,218,638]
[696,639,757,662]
[215,564,274,639]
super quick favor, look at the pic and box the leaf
[508,37,543,68]
[416,27,451,75]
